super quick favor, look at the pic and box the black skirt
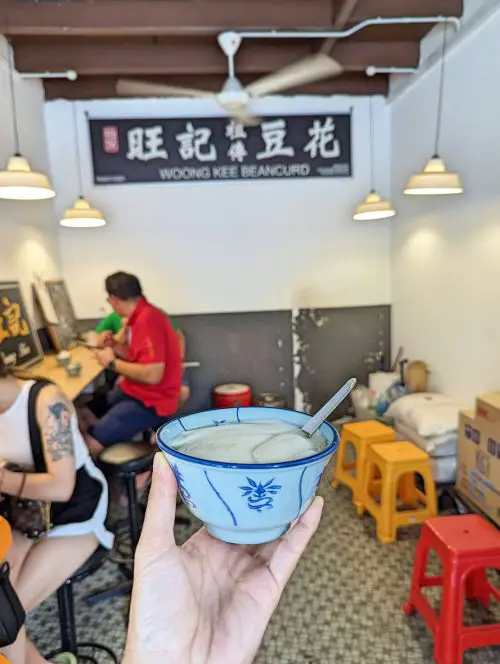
[51,466,104,527]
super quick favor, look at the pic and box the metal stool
[46,547,118,663]
[86,443,155,604]
[99,442,156,551]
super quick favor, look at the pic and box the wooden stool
[404,515,500,664]
[331,420,396,513]
[359,441,437,543]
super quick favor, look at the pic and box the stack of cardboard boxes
[456,392,500,525]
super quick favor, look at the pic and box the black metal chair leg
[175,515,191,526]
[78,643,118,663]
[57,582,77,653]
[124,474,140,552]
[48,571,118,663]
[85,578,132,606]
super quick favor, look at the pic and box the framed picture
[0,281,43,368]
[34,279,78,351]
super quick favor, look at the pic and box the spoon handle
[301,378,357,437]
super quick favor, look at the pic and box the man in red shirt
[85,272,182,456]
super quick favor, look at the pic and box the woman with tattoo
[0,354,113,664]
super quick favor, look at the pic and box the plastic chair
[404,515,500,664]
[331,420,396,513]
[359,441,437,543]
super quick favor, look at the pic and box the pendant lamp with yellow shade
[0,45,55,201]
[353,97,395,220]
[404,25,463,196]
[60,104,107,228]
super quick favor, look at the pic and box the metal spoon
[252,377,357,458]
[301,377,357,437]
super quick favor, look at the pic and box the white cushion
[430,455,457,484]
[387,393,451,422]
[394,420,457,458]
[387,393,463,437]
[408,402,463,437]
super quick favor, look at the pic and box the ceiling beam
[321,0,361,53]
[43,74,388,101]
[1,0,463,37]
[350,0,463,21]
[0,0,333,37]
[12,39,419,76]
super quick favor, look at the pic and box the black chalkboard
[44,280,78,351]
[0,282,43,368]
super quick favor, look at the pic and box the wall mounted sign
[34,279,78,351]
[88,114,352,185]
[0,282,43,368]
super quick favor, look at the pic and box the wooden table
[26,349,199,402]
[27,346,104,401]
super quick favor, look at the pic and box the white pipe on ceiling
[365,66,417,76]
[19,70,78,80]
[232,16,461,40]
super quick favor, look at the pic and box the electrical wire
[72,103,84,195]
[369,96,375,191]
[434,24,449,156]
[7,41,20,154]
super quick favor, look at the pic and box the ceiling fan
[116,32,343,125]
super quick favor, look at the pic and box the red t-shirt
[120,298,182,417]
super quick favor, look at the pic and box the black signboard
[89,114,351,185]
[45,280,78,351]
[0,282,43,368]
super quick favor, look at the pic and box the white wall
[0,37,60,321]
[390,7,500,404]
[45,95,391,318]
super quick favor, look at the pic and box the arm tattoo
[44,401,75,462]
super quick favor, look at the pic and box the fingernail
[154,452,167,472]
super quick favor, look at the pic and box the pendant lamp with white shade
[60,105,107,228]
[404,25,463,196]
[353,97,395,221]
[0,45,55,201]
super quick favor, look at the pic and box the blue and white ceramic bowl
[156,407,339,544]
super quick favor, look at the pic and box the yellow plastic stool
[359,441,437,544]
[331,421,396,514]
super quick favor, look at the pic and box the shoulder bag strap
[27,380,53,474]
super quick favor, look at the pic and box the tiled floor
[27,464,500,663]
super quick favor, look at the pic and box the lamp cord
[369,96,375,192]
[7,41,20,154]
[434,24,448,156]
[73,103,84,196]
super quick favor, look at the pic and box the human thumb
[137,453,178,554]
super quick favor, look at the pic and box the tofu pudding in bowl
[156,407,339,544]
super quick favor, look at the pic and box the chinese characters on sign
[0,297,30,341]
[0,283,42,368]
[89,114,351,185]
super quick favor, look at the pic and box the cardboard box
[476,392,500,425]
[455,409,500,526]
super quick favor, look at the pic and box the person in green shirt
[95,310,123,337]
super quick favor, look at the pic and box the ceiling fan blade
[245,54,343,98]
[116,78,216,99]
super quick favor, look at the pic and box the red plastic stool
[403,515,500,664]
